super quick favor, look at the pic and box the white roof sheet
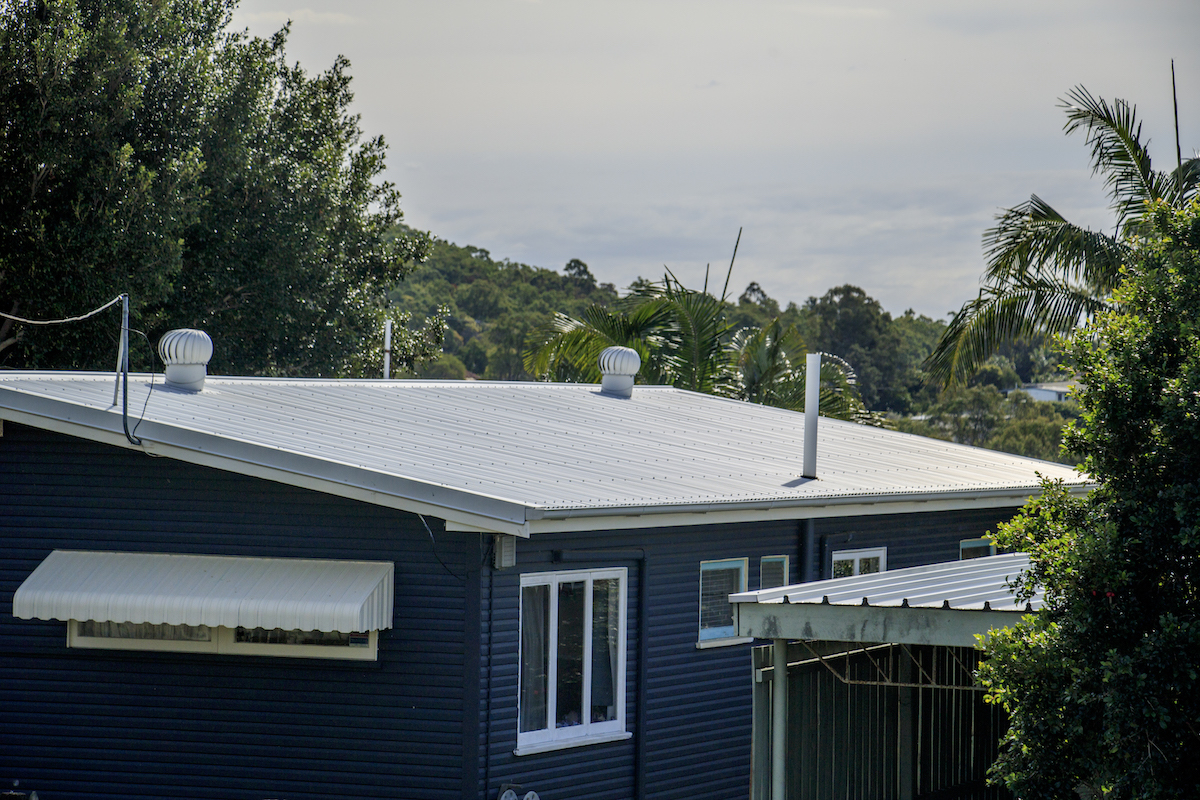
[732,552,1039,612]
[0,373,1089,528]
[12,550,394,632]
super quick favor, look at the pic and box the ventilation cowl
[159,329,213,391]
[598,346,641,398]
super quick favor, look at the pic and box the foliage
[0,0,441,376]
[978,200,1200,799]
[386,235,618,379]
[524,273,879,423]
[893,387,1079,464]
[927,86,1200,387]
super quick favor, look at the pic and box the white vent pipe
[383,319,393,380]
[803,352,820,479]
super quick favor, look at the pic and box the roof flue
[159,329,213,392]
[598,346,641,398]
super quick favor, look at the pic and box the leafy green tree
[0,0,441,376]
[927,86,1200,387]
[525,274,876,422]
[805,285,911,412]
[979,200,1200,798]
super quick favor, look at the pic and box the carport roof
[732,553,1038,647]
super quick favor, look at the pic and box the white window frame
[67,621,378,661]
[697,558,750,647]
[516,568,629,755]
[960,538,997,560]
[831,546,887,578]
[759,555,790,590]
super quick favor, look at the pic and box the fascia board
[513,492,1064,536]
[734,600,1027,647]
[0,397,534,535]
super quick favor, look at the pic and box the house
[1012,381,1077,403]
[0,337,1087,800]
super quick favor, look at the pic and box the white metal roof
[731,553,1038,646]
[12,550,395,632]
[0,372,1089,535]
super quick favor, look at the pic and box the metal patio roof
[731,552,1038,646]
[0,373,1089,535]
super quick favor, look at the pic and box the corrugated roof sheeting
[12,550,395,631]
[732,552,1039,612]
[0,373,1088,517]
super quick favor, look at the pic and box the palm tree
[926,85,1199,387]
[524,274,878,423]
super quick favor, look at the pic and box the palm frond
[655,276,734,393]
[925,279,1111,388]
[1060,86,1177,229]
[983,196,1132,293]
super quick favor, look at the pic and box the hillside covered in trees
[388,232,1078,464]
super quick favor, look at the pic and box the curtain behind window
[519,584,549,733]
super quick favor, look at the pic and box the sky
[229,0,1200,320]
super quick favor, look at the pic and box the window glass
[831,547,887,578]
[960,538,996,560]
[518,569,627,750]
[591,578,620,724]
[760,556,789,589]
[233,628,362,647]
[556,580,586,729]
[699,559,747,641]
[519,584,550,734]
[76,621,211,641]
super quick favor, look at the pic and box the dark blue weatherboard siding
[0,422,475,800]
[476,509,1022,800]
[814,508,1021,578]
[477,521,804,800]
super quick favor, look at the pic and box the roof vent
[598,346,641,398]
[159,329,213,391]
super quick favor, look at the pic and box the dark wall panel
[815,507,1021,578]
[477,521,804,800]
[0,423,474,800]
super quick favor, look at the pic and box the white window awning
[13,551,394,633]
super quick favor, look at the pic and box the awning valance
[13,551,394,632]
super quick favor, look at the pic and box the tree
[926,86,1200,388]
[524,274,877,423]
[978,200,1200,798]
[805,285,910,411]
[0,0,442,376]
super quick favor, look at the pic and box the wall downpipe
[772,638,788,799]
[803,353,820,479]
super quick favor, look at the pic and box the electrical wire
[127,327,158,442]
[418,513,464,582]
[0,295,124,325]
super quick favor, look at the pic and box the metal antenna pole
[112,294,129,406]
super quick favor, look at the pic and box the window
[68,621,378,660]
[698,558,748,643]
[831,547,887,578]
[960,538,996,560]
[518,568,627,753]
[760,555,790,589]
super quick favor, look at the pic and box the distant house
[1013,381,1078,403]
[0,339,1087,800]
